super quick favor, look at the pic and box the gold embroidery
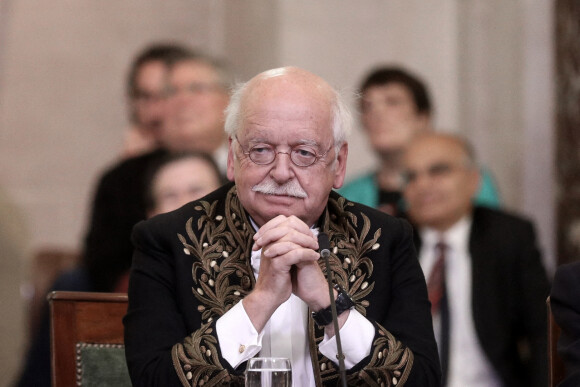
[322,195,379,315]
[177,187,255,324]
[173,186,252,386]
[174,187,414,386]
[345,323,414,387]
[312,195,414,386]
[172,323,243,386]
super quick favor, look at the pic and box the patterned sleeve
[172,322,244,386]
[124,216,245,387]
[315,198,440,386]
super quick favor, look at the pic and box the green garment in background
[338,168,501,210]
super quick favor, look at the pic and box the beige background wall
[0,1,554,384]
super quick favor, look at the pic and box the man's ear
[226,137,235,182]
[333,143,349,189]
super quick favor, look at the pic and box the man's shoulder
[473,206,534,228]
[471,206,536,242]
[552,261,580,306]
[554,261,580,284]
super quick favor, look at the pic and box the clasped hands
[242,215,332,333]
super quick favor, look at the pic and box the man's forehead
[245,82,332,115]
[365,82,410,96]
[240,105,332,138]
[170,60,218,80]
[247,68,332,99]
[407,140,465,164]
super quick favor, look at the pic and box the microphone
[319,232,331,259]
[318,232,347,387]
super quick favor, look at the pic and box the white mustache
[252,179,308,198]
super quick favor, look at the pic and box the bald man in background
[402,132,549,387]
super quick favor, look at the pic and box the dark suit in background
[83,148,168,292]
[414,206,550,387]
[550,261,580,387]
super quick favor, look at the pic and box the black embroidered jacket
[124,183,441,386]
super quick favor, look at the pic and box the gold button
[239,345,245,353]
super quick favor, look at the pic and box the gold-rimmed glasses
[234,135,332,167]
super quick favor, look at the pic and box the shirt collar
[420,215,472,251]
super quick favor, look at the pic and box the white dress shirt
[216,227,375,386]
[419,216,502,387]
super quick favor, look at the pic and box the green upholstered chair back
[49,291,130,386]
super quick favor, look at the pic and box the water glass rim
[246,357,292,370]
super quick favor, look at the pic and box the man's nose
[269,151,295,182]
[413,171,436,192]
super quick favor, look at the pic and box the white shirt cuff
[318,309,374,369]
[216,300,263,369]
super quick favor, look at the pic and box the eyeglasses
[402,162,471,184]
[165,82,224,97]
[132,90,166,104]
[235,136,332,167]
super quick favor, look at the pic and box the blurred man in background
[402,132,549,387]
[84,48,230,294]
[339,66,501,215]
[159,53,230,166]
[14,45,230,387]
[122,43,192,158]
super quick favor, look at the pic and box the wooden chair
[49,291,130,387]
[547,296,566,387]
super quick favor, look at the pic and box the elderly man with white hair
[124,67,440,386]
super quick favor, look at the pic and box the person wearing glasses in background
[121,44,189,158]
[83,47,230,294]
[124,66,441,386]
[339,66,501,216]
[14,42,203,387]
[402,132,549,387]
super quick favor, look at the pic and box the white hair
[224,67,352,152]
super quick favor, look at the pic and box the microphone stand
[318,232,347,387]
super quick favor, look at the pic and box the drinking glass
[245,357,292,387]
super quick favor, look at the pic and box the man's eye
[188,83,206,93]
[252,146,272,154]
[135,91,150,100]
[294,147,316,158]
[403,172,417,184]
[429,164,452,176]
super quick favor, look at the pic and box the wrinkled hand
[253,215,320,303]
[243,215,330,332]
